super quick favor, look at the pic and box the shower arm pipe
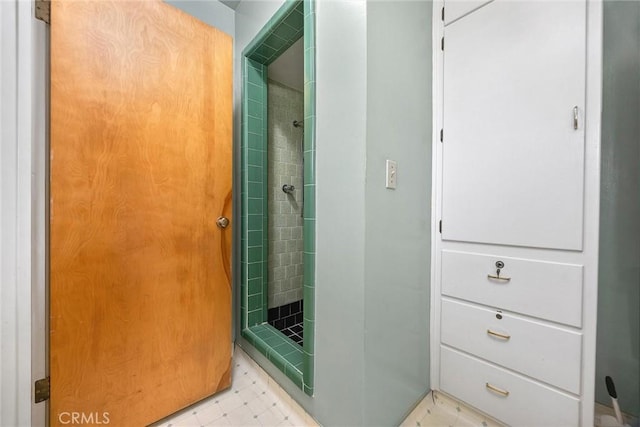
[292,119,305,218]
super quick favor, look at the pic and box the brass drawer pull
[487,274,511,282]
[487,329,511,340]
[486,382,510,397]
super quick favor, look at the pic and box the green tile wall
[241,0,315,396]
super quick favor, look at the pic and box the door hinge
[441,37,444,51]
[35,0,50,24]
[34,377,50,403]
[441,7,445,21]
[439,220,442,234]
[440,129,443,143]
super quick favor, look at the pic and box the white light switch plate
[386,159,397,189]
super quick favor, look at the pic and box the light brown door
[49,1,233,425]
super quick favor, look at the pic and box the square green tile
[247,83,264,104]
[303,219,315,253]
[248,277,261,295]
[248,133,263,150]
[253,325,272,339]
[248,165,262,183]
[248,246,262,263]
[264,334,284,347]
[248,117,263,135]
[255,44,277,60]
[263,32,287,51]
[248,294,262,312]
[248,182,263,198]
[283,349,303,367]
[248,310,263,327]
[248,100,262,118]
[285,365,303,389]
[303,151,315,185]
[247,262,262,280]
[303,288,314,320]
[248,231,262,246]
[254,337,270,355]
[304,49,315,84]
[267,348,287,372]
[248,214,262,231]
[247,64,264,86]
[284,9,304,30]
[247,149,263,167]
[275,22,298,41]
[303,185,315,218]
[248,198,263,215]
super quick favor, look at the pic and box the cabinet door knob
[216,216,230,229]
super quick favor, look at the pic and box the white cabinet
[442,0,586,251]
[432,1,602,426]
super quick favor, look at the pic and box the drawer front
[441,250,583,327]
[440,346,580,427]
[441,298,582,394]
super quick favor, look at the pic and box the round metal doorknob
[216,216,229,229]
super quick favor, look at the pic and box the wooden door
[49,1,232,425]
[442,0,586,250]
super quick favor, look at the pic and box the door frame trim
[1,1,48,426]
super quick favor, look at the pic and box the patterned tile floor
[400,392,505,427]
[156,346,317,427]
[159,346,626,427]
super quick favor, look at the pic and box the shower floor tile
[280,322,304,346]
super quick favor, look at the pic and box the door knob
[216,216,230,229]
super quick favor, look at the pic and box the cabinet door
[442,0,586,250]
[444,0,493,25]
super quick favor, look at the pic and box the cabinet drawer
[441,250,583,327]
[441,298,582,394]
[440,346,580,427]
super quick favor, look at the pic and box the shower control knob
[216,216,230,229]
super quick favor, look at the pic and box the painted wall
[165,0,235,36]
[364,1,432,424]
[267,80,304,308]
[595,0,640,416]
[235,1,432,425]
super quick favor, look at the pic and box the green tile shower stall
[240,0,316,396]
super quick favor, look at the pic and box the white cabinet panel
[440,346,580,427]
[441,299,582,394]
[442,0,586,250]
[441,250,583,327]
[443,0,493,25]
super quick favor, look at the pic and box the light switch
[386,159,397,189]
